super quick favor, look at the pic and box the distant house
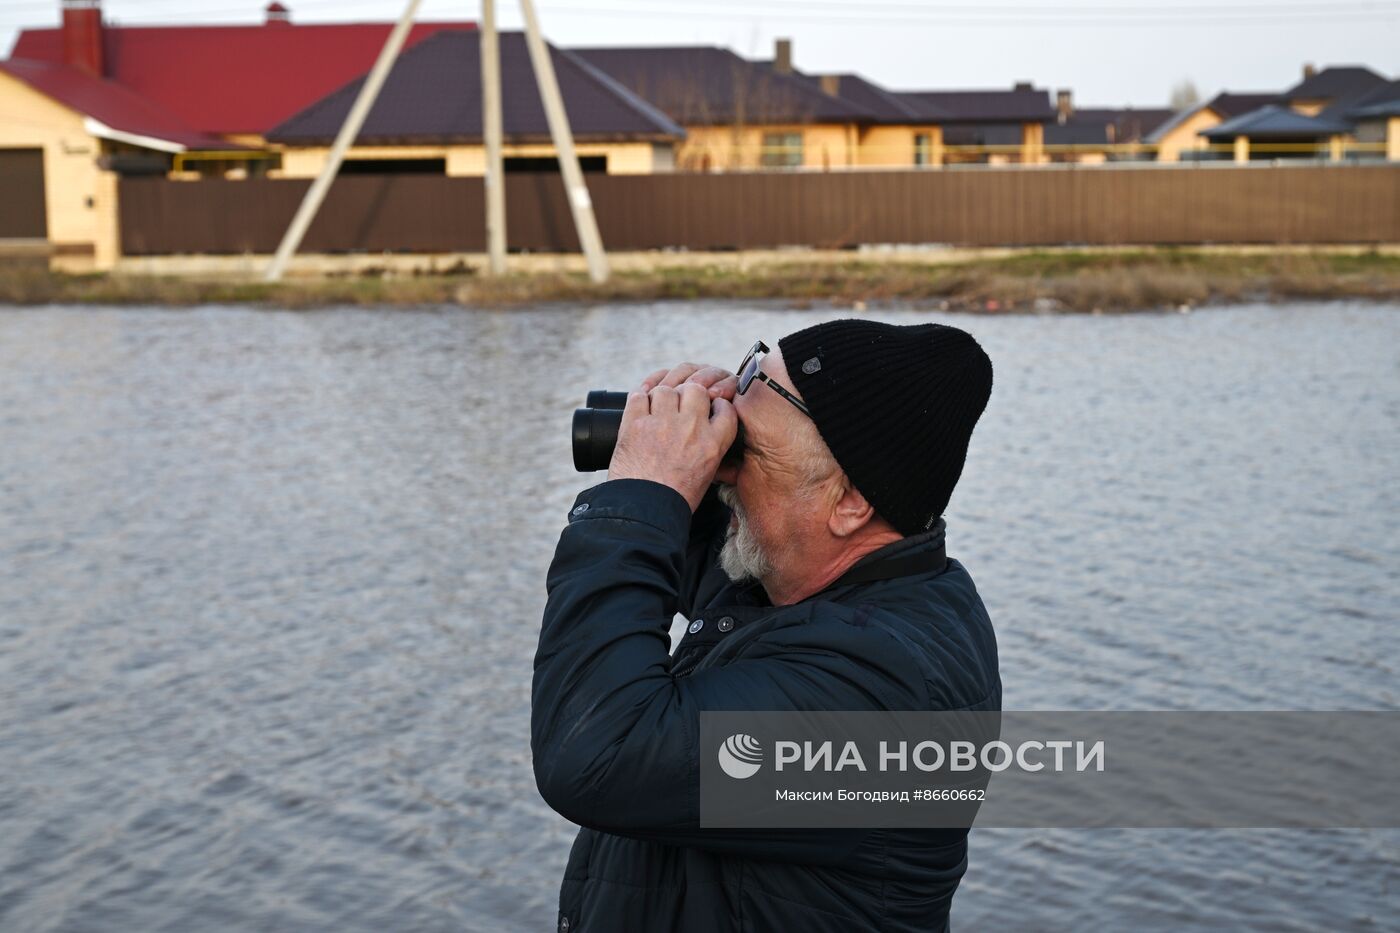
[1200,105,1355,162]
[1046,92,1174,163]
[9,1,475,152]
[789,70,945,168]
[1282,66,1388,117]
[1348,80,1400,161]
[268,31,684,177]
[0,58,241,267]
[794,65,1059,166]
[1199,65,1393,161]
[572,41,875,170]
[1146,91,1279,161]
[0,0,474,267]
[894,84,1056,164]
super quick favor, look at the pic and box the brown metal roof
[1201,104,1353,140]
[896,87,1055,123]
[268,31,684,145]
[1349,79,1400,119]
[571,46,877,125]
[788,71,941,124]
[1284,66,1386,102]
[1064,107,1176,143]
[1208,92,1281,118]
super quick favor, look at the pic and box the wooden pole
[518,0,609,283]
[481,0,507,274]
[263,0,424,282]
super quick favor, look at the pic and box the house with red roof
[7,0,474,147]
[0,0,472,268]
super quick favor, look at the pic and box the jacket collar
[817,519,948,597]
[711,519,949,611]
[841,519,946,573]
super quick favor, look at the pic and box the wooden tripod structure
[263,0,609,284]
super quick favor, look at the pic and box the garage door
[0,148,48,239]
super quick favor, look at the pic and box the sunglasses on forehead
[737,340,811,418]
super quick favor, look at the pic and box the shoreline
[4,246,1400,313]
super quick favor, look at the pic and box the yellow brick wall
[677,123,860,170]
[222,133,267,148]
[274,141,664,178]
[1155,107,1222,162]
[853,126,946,167]
[802,124,856,168]
[1022,122,1045,163]
[0,70,120,269]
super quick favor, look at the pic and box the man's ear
[827,475,877,538]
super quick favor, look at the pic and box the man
[532,319,998,932]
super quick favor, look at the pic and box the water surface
[1,302,1397,931]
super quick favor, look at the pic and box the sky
[2,0,1398,107]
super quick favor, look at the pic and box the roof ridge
[555,46,686,138]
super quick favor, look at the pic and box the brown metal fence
[117,164,1400,256]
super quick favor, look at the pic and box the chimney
[819,74,841,97]
[1013,81,1033,92]
[61,0,104,78]
[265,2,291,24]
[774,38,792,74]
[1303,62,1317,80]
[1056,89,1072,124]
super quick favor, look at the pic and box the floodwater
[1,301,1397,931]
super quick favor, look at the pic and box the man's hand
[639,362,739,402]
[608,363,739,511]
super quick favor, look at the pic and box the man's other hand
[639,363,738,402]
[608,364,739,511]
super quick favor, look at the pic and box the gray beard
[716,485,775,584]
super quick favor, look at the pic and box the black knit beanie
[778,319,993,535]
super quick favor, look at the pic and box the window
[914,133,932,166]
[760,132,803,168]
[340,158,446,174]
[503,156,608,173]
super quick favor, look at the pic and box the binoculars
[571,390,745,472]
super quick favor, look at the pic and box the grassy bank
[4,248,1400,313]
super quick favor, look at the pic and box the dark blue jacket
[532,479,1000,932]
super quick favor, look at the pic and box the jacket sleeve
[530,479,927,862]
[675,481,731,619]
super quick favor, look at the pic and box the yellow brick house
[0,57,242,269]
[267,31,683,178]
[571,42,872,171]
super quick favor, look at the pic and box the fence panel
[118,165,1400,256]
